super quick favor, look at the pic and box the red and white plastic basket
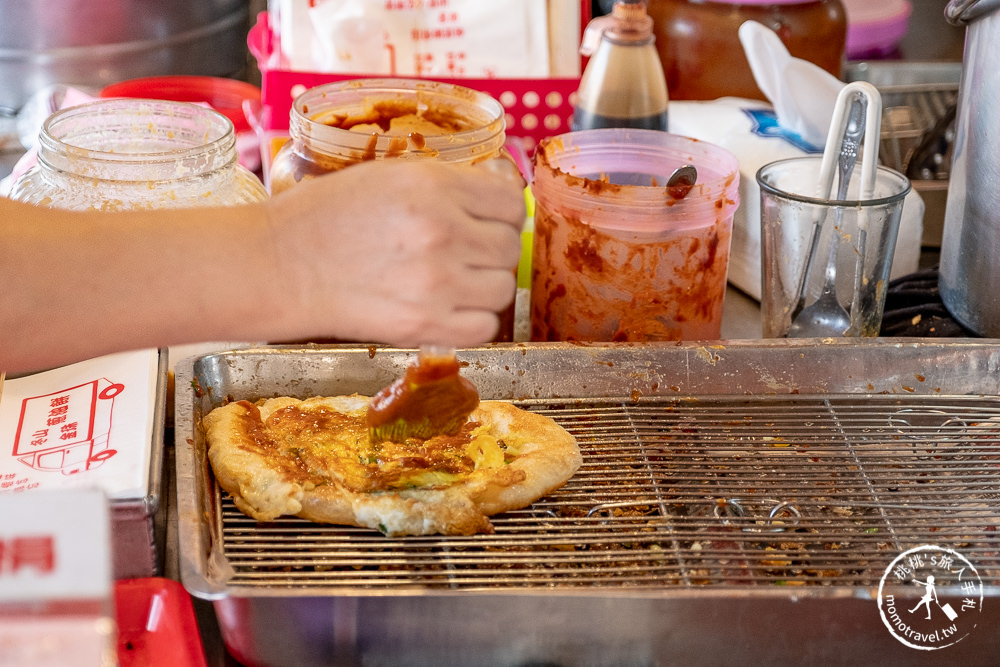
[246,8,587,182]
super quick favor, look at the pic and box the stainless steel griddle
[175,341,1000,666]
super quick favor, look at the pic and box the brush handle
[418,345,456,362]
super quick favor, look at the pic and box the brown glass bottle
[646,0,847,101]
[572,0,670,132]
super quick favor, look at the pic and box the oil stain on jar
[529,128,740,343]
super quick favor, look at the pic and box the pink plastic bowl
[100,75,261,133]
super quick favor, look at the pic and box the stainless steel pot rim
[946,0,1000,25]
[0,10,245,62]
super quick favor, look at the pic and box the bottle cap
[580,0,653,55]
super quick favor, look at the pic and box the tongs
[786,81,882,337]
[816,81,882,205]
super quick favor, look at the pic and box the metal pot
[939,0,1000,335]
[0,0,250,112]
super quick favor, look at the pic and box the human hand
[262,160,526,346]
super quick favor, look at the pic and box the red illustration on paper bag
[12,379,124,475]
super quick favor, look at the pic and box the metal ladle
[786,94,868,337]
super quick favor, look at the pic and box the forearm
[2,198,285,373]
[2,160,525,373]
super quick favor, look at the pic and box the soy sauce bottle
[572,0,669,131]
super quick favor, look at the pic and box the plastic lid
[610,1,654,38]
[581,0,653,54]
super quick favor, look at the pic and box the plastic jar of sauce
[268,78,516,341]
[9,98,267,209]
[530,128,740,342]
[646,0,847,101]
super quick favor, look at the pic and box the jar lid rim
[288,78,506,156]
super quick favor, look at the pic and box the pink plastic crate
[247,10,585,158]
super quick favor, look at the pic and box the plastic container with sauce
[530,128,740,342]
[646,0,847,101]
[9,98,267,209]
[268,78,516,341]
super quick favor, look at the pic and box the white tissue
[738,20,843,148]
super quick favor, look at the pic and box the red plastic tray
[115,577,206,667]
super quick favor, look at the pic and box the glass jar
[269,78,516,341]
[646,0,847,101]
[269,78,508,194]
[10,98,267,209]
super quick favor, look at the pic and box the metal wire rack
[878,84,957,177]
[214,394,1000,590]
[846,62,960,179]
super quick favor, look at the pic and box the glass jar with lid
[9,98,267,209]
[268,78,516,341]
[646,0,847,101]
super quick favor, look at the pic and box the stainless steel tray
[175,341,1000,666]
[112,348,169,579]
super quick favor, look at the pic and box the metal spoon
[787,95,867,338]
[666,164,697,199]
